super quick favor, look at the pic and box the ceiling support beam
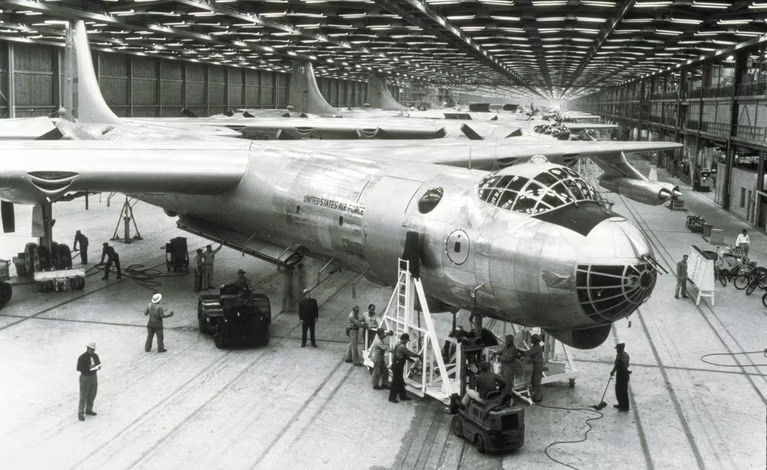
[562,0,635,96]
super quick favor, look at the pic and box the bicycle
[741,267,767,295]
[732,261,760,290]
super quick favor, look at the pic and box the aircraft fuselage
[137,145,657,348]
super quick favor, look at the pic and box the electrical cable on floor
[701,350,767,368]
[537,403,605,470]
[88,263,188,293]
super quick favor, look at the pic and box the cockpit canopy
[478,163,600,215]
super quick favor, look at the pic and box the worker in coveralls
[73,230,89,264]
[369,328,393,390]
[76,341,100,421]
[193,248,204,292]
[99,242,121,280]
[145,293,173,353]
[497,334,521,403]
[202,244,223,289]
[389,333,419,403]
[523,334,544,403]
[611,342,631,411]
[298,289,318,348]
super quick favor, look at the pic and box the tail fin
[65,21,120,124]
[288,61,338,117]
[366,72,405,111]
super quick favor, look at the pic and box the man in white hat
[76,342,101,421]
[145,293,173,353]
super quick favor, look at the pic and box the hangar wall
[0,40,369,119]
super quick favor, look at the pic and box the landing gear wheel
[569,378,576,388]
[474,434,486,454]
[24,243,37,276]
[55,244,72,269]
[451,415,463,438]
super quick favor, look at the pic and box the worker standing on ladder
[389,333,419,404]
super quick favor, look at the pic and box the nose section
[575,219,657,324]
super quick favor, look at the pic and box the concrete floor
[0,165,765,470]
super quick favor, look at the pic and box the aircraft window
[478,168,599,215]
[418,187,444,214]
[498,190,518,209]
[523,182,547,198]
[564,179,584,199]
[533,202,553,214]
[576,180,593,199]
[540,191,564,208]
[507,175,528,191]
[549,167,568,180]
[551,183,574,203]
[534,172,558,187]
[513,195,536,213]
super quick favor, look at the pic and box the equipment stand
[111,197,142,243]
[366,258,460,405]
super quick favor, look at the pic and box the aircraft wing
[564,123,618,130]
[0,117,61,140]
[427,140,683,169]
[0,140,251,204]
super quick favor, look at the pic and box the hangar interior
[0,1,766,470]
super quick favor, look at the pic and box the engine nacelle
[599,176,680,206]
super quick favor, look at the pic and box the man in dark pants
[523,334,544,402]
[675,254,688,299]
[611,342,631,411]
[76,342,101,421]
[145,293,173,352]
[389,333,419,403]
[298,289,318,347]
[73,230,89,264]
[100,242,122,280]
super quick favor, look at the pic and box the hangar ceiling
[0,0,766,102]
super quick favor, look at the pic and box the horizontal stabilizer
[460,124,484,141]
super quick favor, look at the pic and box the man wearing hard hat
[76,341,101,421]
[144,293,174,353]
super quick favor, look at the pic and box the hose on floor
[537,404,605,470]
[701,350,767,368]
[89,263,188,293]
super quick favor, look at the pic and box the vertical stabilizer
[67,21,120,124]
[366,73,404,110]
[288,61,338,117]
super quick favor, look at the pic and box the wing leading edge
[0,141,252,204]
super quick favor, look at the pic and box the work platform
[0,167,765,469]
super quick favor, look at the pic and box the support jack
[111,196,142,244]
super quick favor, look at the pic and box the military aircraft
[0,22,682,349]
